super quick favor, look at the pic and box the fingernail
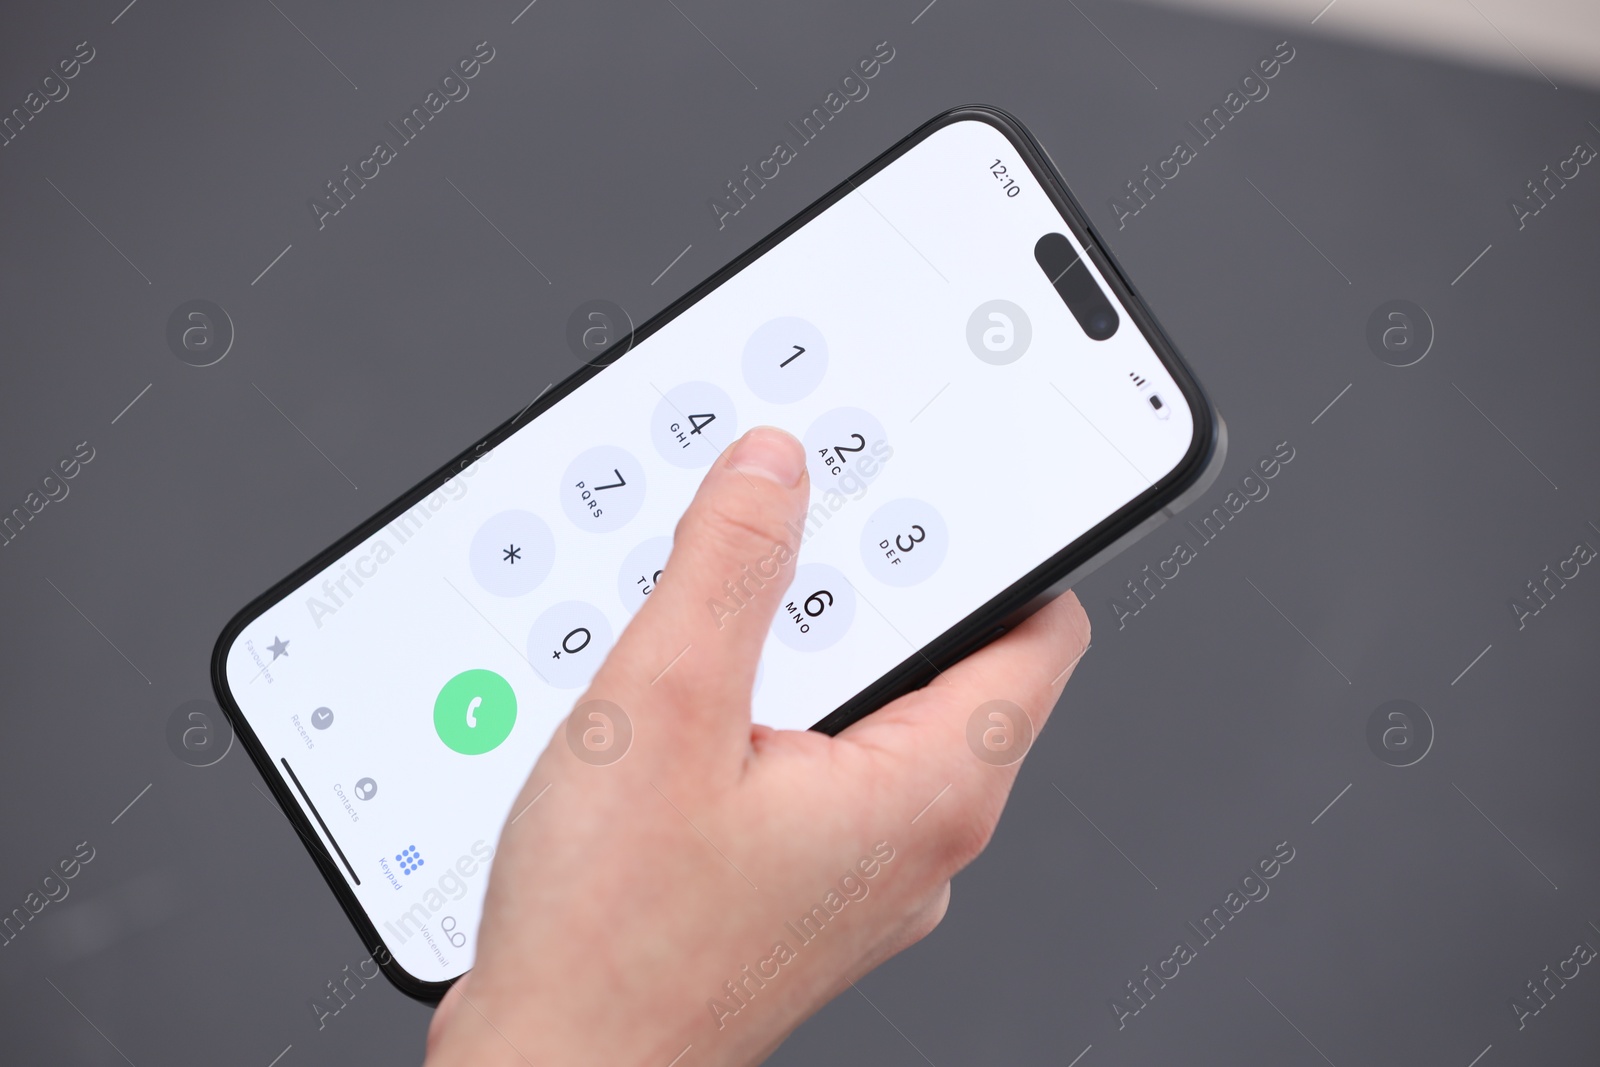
[729,427,805,487]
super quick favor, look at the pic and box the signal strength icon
[1128,372,1147,388]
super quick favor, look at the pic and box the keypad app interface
[223,118,1198,983]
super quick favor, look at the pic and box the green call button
[434,669,517,755]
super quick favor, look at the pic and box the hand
[424,427,1089,1067]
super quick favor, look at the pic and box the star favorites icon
[249,634,294,685]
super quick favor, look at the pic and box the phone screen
[220,116,1199,985]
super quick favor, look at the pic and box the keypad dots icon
[397,845,424,875]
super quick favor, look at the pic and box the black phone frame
[211,104,1221,1002]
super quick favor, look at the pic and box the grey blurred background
[2,0,1597,1063]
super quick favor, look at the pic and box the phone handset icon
[435,670,516,755]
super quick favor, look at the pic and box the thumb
[586,427,809,758]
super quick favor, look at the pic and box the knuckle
[904,885,951,945]
[934,803,1000,873]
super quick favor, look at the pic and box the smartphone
[213,106,1224,998]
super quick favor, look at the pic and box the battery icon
[1130,371,1170,419]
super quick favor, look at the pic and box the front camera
[1034,232,1119,341]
